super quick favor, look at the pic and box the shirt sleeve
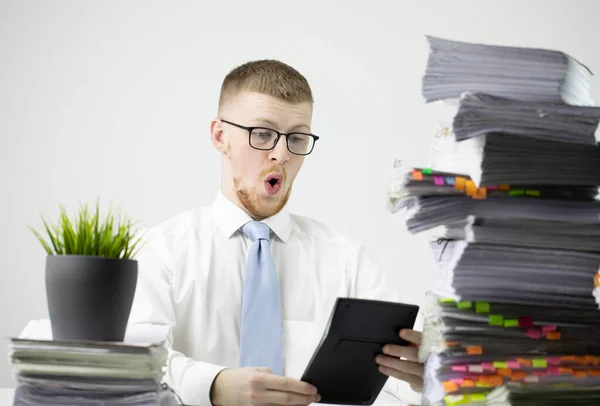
[347,244,424,406]
[128,230,227,406]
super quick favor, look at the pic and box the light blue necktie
[239,221,283,375]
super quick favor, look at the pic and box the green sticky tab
[475,302,490,313]
[476,382,491,388]
[493,361,508,369]
[444,395,468,406]
[509,189,525,196]
[440,298,456,305]
[533,359,547,368]
[470,393,486,402]
[457,301,472,309]
[489,314,504,326]
[422,168,433,175]
[504,319,519,327]
[525,189,540,196]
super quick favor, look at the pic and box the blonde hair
[218,60,313,113]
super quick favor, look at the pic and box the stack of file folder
[8,319,179,405]
[390,36,600,406]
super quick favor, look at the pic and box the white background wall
[1,0,599,388]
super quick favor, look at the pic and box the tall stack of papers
[8,319,179,406]
[390,36,600,406]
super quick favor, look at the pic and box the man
[128,60,424,406]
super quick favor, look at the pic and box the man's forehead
[226,92,312,126]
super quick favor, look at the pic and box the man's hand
[375,329,424,392]
[210,367,321,406]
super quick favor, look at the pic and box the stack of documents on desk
[421,35,595,106]
[8,319,179,406]
[389,35,600,406]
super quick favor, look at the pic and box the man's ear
[210,119,227,154]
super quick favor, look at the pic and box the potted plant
[29,201,144,342]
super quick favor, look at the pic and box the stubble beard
[234,176,292,220]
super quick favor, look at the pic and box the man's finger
[378,366,423,391]
[400,329,422,345]
[262,390,321,405]
[381,344,419,361]
[261,374,318,395]
[375,355,424,378]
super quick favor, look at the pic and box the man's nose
[269,136,290,164]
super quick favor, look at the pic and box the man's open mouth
[264,173,283,195]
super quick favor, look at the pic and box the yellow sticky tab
[455,177,466,191]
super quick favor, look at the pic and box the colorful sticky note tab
[482,362,495,372]
[507,361,521,369]
[547,356,561,365]
[457,301,472,309]
[498,184,510,191]
[526,328,542,339]
[461,379,475,388]
[440,298,456,304]
[504,319,519,327]
[455,176,466,191]
[518,316,533,327]
[525,375,540,383]
[470,393,486,402]
[511,371,526,381]
[444,394,468,406]
[443,381,459,393]
[517,358,532,366]
[465,180,477,196]
[433,175,444,185]
[467,346,483,355]
[533,359,547,368]
[473,187,487,200]
[452,365,467,372]
[422,168,433,175]
[574,370,588,378]
[493,361,508,369]
[585,356,599,365]
[541,325,557,333]
[498,368,512,377]
[445,177,455,185]
[509,189,525,196]
[412,169,423,181]
[548,367,561,375]
[547,331,561,340]
[469,364,484,373]
[486,185,499,191]
[526,189,540,196]
[475,302,490,313]
[489,314,504,326]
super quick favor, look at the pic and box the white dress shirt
[128,191,422,406]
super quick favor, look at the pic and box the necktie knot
[242,221,271,242]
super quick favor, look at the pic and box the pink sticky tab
[525,375,539,383]
[547,357,561,366]
[519,316,533,327]
[534,371,548,377]
[487,185,499,190]
[433,176,444,185]
[526,328,542,339]
[548,367,561,375]
[507,361,520,369]
[452,365,467,372]
[482,362,495,372]
[450,378,464,384]
[542,325,557,333]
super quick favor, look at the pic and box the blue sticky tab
[445,177,456,185]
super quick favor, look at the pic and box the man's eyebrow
[253,118,310,132]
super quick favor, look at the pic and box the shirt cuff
[177,362,227,406]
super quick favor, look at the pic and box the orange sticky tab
[586,356,599,365]
[498,368,512,377]
[561,356,576,362]
[412,169,423,181]
[461,379,475,388]
[455,177,466,191]
[511,371,526,381]
[467,346,483,355]
[575,356,587,365]
[443,341,459,347]
[477,187,488,199]
[442,381,459,393]
[560,367,574,374]
[589,369,600,377]
[547,331,561,340]
[517,358,532,366]
[489,376,503,386]
[574,370,587,378]
[465,180,477,196]
[595,273,600,288]
[499,184,510,191]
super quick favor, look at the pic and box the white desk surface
[0,388,14,404]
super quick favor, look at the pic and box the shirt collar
[211,190,292,243]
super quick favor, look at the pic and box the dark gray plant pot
[45,255,138,341]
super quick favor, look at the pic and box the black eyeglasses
[220,119,319,156]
